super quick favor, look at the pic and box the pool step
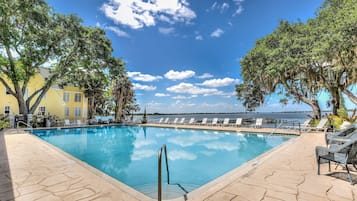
[135,183,200,199]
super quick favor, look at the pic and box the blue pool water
[31,126,294,199]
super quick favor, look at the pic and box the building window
[63,92,70,102]
[65,107,70,117]
[74,93,82,102]
[5,88,11,95]
[4,106,10,114]
[74,107,81,117]
[39,106,46,115]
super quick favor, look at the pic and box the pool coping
[26,131,155,201]
[22,125,299,201]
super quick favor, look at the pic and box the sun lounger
[310,118,328,131]
[234,118,243,127]
[211,118,218,126]
[179,118,185,124]
[316,134,357,184]
[64,119,71,126]
[222,118,230,126]
[164,118,169,124]
[158,118,164,124]
[255,118,263,128]
[188,118,195,125]
[201,118,208,125]
[76,120,83,126]
[172,118,179,124]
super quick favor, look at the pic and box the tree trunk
[29,85,52,114]
[330,89,340,115]
[310,99,321,120]
[300,97,321,120]
[17,95,28,115]
[115,90,124,123]
[88,95,95,119]
[343,89,357,105]
[15,85,28,115]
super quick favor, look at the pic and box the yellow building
[0,68,88,120]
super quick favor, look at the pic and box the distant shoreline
[134,111,313,116]
[133,110,356,116]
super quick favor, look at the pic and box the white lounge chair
[211,118,218,126]
[311,118,328,131]
[188,118,195,124]
[201,118,208,125]
[64,119,71,126]
[179,118,185,124]
[255,118,263,128]
[158,118,164,124]
[172,118,179,124]
[76,120,83,126]
[234,118,243,127]
[164,118,169,124]
[222,118,230,126]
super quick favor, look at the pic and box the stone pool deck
[1,126,357,201]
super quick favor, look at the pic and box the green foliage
[328,109,357,129]
[237,0,357,116]
[0,0,130,117]
[0,115,9,129]
[110,58,139,122]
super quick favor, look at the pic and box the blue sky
[46,0,335,113]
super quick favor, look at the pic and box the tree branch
[0,77,16,96]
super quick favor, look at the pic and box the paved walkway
[1,127,357,201]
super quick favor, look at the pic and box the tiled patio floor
[1,127,357,201]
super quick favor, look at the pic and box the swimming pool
[30,126,294,199]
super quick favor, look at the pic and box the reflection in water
[32,126,294,199]
[143,126,147,139]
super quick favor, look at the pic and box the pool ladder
[158,144,170,201]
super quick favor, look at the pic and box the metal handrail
[270,122,284,135]
[270,120,302,135]
[16,120,32,128]
[158,144,170,201]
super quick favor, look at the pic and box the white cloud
[168,150,197,161]
[221,3,230,12]
[127,72,162,82]
[133,83,156,91]
[158,27,175,35]
[101,0,196,29]
[133,140,156,148]
[172,95,197,99]
[132,149,156,160]
[199,78,240,87]
[164,70,196,80]
[195,35,203,40]
[210,28,224,38]
[197,73,214,79]
[155,93,170,97]
[233,0,244,16]
[203,141,239,151]
[105,26,129,38]
[208,2,229,13]
[168,134,220,147]
[158,15,175,24]
[167,82,218,95]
